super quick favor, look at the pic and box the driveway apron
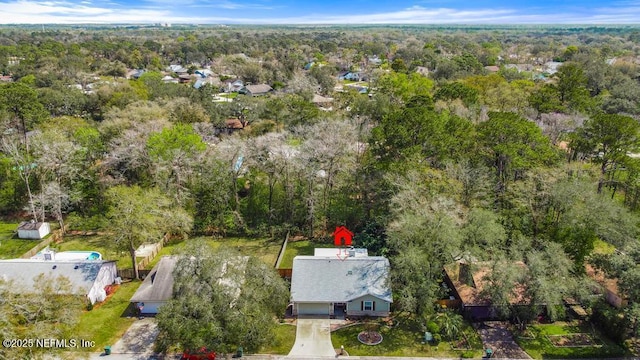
[288,318,335,357]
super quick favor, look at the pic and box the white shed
[17,221,50,239]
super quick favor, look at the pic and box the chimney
[459,261,473,286]
[348,247,356,257]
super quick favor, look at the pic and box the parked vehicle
[181,347,216,360]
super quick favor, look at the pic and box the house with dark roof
[130,256,177,314]
[0,259,117,304]
[443,260,530,320]
[290,250,392,317]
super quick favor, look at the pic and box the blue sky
[0,0,639,24]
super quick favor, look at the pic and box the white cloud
[0,1,638,24]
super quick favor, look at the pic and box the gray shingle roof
[244,84,272,94]
[130,256,178,303]
[290,256,392,303]
[0,259,115,295]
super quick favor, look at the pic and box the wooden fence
[20,226,65,259]
[136,233,170,270]
[117,269,152,280]
[117,233,170,280]
[277,268,292,280]
[274,231,289,269]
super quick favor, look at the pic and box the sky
[0,0,639,24]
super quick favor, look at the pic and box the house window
[363,301,373,311]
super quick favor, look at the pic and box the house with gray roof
[290,251,392,317]
[0,259,117,304]
[130,255,248,315]
[130,256,177,314]
[241,84,273,96]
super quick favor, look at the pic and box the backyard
[515,321,629,358]
[51,234,133,265]
[331,315,483,358]
[277,239,334,269]
[0,222,41,259]
[146,236,283,269]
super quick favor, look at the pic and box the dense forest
[1,24,640,348]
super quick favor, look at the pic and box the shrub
[461,350,475,358]
[426,320,440,334]
[591,301,626,343]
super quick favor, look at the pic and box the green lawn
[259,323,296,354]
[331,316,482,358]
[593,239,616,255]
[515,321,629,358]
[0,222,42,259]
[71,280,141,353]
[146,236,282,269]
[278,240,334,269]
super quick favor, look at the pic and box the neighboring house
[544,61,563,75]
[225,118,247,132]
[290,250,392,317]
[130,255,248,315]
[0,259,117,304]
[367,56,383,66]
[129,69,145,79]
[241,84,273,96]
[504,63,534,73]
[0,75,13,82]
[168,65,189,74]
[312,94,334,110]
[484,65,500,73]
[194,69,214,78]
[17,221,50,239]
[178,74,192,84]
[345,84,368,94]
[222,79,244,93]
[130,256,178,314]
[443,260,530,320]
[586,264,628,309]
[339,72,364,81]
[162,75,178,84]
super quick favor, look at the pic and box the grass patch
[278,240,333,269]
[0,222,42,259]
[593,239,616,255]
[260,324,296,354]
[331,316,482,358]
[71,280,141,352]
[516,321,629,358]
[146,236,282,269]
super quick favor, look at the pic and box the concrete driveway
[90,317,160,360]
[288,318,336,357]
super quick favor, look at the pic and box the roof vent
[347,270,353,276]
[74,265,79,270]
[52,265,57,269]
